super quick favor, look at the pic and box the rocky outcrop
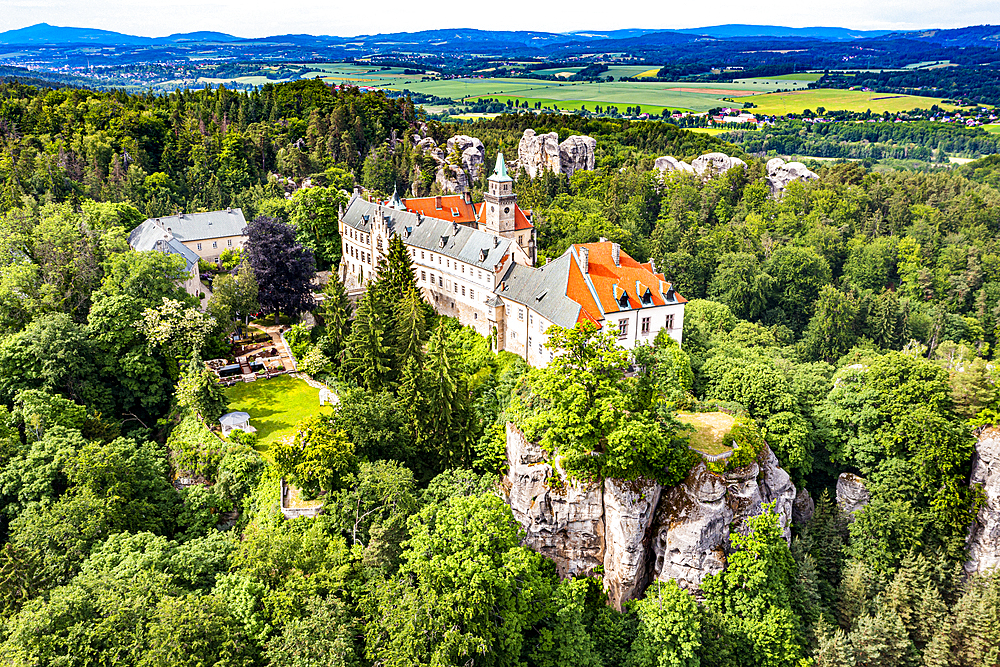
[766,157,818,196]
[793,488,815,525]
[517,129,596,179]
[411,135,485,194]
[967,428,1000,576]
[559,135,597,177]
[504,423,605,578]
[447,135,486,181]
[503,423,798,606]
[836,473,869,517]
[654,156,694,175]
[652,446,796,593]
[691,152,746,178]
[603,478,662,607]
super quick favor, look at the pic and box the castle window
[430,274,435,285]
[618,319,628,338]
[421,271,426,281]
[228,239,232,246]
[421,251,425,260]
[454,283,458,293]
[470,290,474,300]
[462,286,466,296]
[197,243,202,251]
[213,241,217,249]
[666,314,675,329]
[642,317,651,336]
[518,309,524,321]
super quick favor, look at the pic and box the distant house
[128,217,209,300]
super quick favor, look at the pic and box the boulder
[836,473,870,517]
[517,129,562,178]
[654,156,694,174]
[559,135,597,177]
[766,157,819,196]
[691,152,747,178]
[966,427,1000,576]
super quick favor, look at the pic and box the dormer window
[641,288,653,306]
[618,290,630,309]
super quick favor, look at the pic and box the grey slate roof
[496,252,582,329]
[141,209,247,242]
[342,195,516,271]
[128,219,200,271]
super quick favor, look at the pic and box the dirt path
[246,323,297,372]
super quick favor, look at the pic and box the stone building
[130,209,249,263]
[339,155,686,367]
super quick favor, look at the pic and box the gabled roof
[139,209,247,243]
[474,202,535,232]
[403,194,478,225]
[342,195,516,271]
[128,219,200,271]
[572,243,687,316]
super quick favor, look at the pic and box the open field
[744,89,962,114]
[224,375,331,450]
[677,412,735,456]
[983,124,1000,135]
[690,127,749,135]
[733,75,817,87]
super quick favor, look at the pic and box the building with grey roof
[127,217,210,301]
[134,209,248,262]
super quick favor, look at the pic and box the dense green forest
[722,119,1000,162]
[0,81,998,666]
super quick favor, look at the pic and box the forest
[0,78,998,666]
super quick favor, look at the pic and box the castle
[339,154,685,367]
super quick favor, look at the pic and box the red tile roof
[472,202,536,232]
[572,243,687,316]
[403,195,477,224]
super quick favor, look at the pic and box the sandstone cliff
[691,152,747,177]
[966,427,1000,576]
[516,129,596,179]
[503,423,798,607]
[654,155,694,175]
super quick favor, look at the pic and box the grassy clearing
[677,412,735,456]
[983,124,1000,135]
[745,89,961,114]
[224,375,332,451]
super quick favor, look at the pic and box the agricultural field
[744,89,962,114]
[983,124,1000,134]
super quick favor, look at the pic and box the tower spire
[489,153,512,182]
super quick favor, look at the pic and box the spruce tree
[394,285,427,367]
[344,289,396,392]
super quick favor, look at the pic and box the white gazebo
[319,387,339,407]
[219,411,256,437]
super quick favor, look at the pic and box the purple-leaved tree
[243,216,316,324]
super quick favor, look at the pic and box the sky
[0,0,997,38]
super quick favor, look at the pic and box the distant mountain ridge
[0,22,930,47]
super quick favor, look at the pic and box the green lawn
[983,124,1000,135]
[677,412,735,456]
[224,375,331,450]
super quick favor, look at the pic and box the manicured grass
[744,89,962,115]
[677,412,736,456]
[224,375,332,450]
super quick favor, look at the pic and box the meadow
[745,88,961,114]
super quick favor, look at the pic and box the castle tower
[480,153,517,235]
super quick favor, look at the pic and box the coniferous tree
[343,288,395,392]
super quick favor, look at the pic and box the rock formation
[652,447,796,593]
[411,135,486,194]
[516,129,597,179]
[447,135,486,181]
[793,488,815,525]
[836,473,870,517]
[966,427,1000,576]
[766,157,819,196]
[691,152,747,178]
[503,423,798,607]
[654,156,694,175]
[559,135,597,177]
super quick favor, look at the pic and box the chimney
[611,243,620,267]
[599,236,607,243]
[580,246,589,273]
[649,258,657,274]
[435,196,443,210]
[464,191,472,204]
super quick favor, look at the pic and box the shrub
[724,419,766,470]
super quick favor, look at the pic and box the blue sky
[1,0,997,38]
